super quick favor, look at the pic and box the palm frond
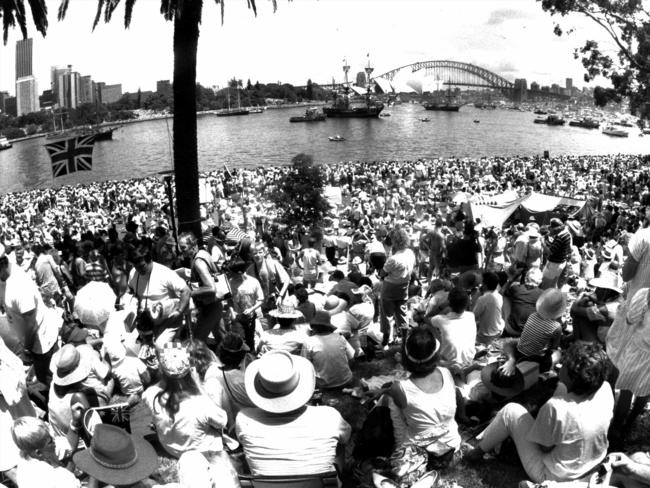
[247,0,257,15]
[160,0,175,21]
[103,0,121,23]
[11,0,28,39]
[2,5,16,45]
[26,0,48,37]
[92,0,105,30]
[124,0,136,27]
[57,0,69,20]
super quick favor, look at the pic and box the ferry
[602,126,629,137]
[0,137,12,150]
[328,135,346,142]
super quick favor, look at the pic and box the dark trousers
[195,300,225,346]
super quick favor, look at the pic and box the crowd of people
[1,153,650,488]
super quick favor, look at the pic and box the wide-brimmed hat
[52,344,92,386]
[590,269,623,294]
[244,351,315,414]
[73,424,157,486]
[310,310,336,331]
[158,342,191,379]
[269,303,303,319]
[536,288,567,320]
[481,361,540,399]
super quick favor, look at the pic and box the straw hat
[590,269,623,294]
[323,295,342,311]
[52,344,93,386]
[481,361,540,399]
[73,425,157,486]
[269,303,303,319]
[244,351,315,414]
[310,310,337,331]
[535,288,567,320]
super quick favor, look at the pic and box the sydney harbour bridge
[314,60,569,102]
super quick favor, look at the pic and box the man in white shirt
[127,243,190,348]
[473,271,505,345]
[0,249,60,386]
[236,351,351,478]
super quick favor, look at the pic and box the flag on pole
[223,163,233,181]
[45,135,97,178]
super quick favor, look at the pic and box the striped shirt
[517,312,561,358]
[548,228,572,263]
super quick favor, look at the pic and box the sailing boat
[217,83,250,117]
[423,79,462,112]
[46,109,118,141]
[323,57,384,118]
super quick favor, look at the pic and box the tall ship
[424,82,462,112]
[323,58,384,118]
[217,84,249,117]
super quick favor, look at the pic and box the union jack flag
[45,135,97,178]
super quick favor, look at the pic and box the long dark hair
[154,375,201,421]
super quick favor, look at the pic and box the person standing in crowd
[228,258,264,351]
[541,218,572,289]
[247,241,290,317]
[379,228,416,347]
[152,225,177,269]
[236,350,351,478]
[33,243,70,307]
[0,248,60,386]
[424,219,447,281]
[622,222,650,303]
[446,221,482,274]
[178,232,225,347]
[298,237,323,288]
[127,242,190,349]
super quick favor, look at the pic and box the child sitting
[104,339,150,407]
[499,288,566,375]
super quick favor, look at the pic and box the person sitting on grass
[498,288,566,376]
[386,326,462,469]
[473,271,505,345]
[301,311,355,389]
[467,342,614,485]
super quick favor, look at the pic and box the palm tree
[2,0,281,238]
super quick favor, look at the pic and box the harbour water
[1,103,648,194]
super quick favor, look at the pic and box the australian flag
[45,135,97,178]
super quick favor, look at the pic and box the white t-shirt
[112,356,147,396]
[128,262,187,310]
[430,311,477,367]
[527,382,614,480]
[143,384,227,458]
[301,333,355,388]
[16,457,80,488]
[236,405,351,476]
[0,265,60,354]
[473,290,505,340]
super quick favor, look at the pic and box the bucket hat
[310,310,337,331]
[73,425,157,486]
[52,344,92,386]
[244,350,315,414]
[535,288,567,320]
[481,361,540,399]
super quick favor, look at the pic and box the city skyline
[0,0,618,96]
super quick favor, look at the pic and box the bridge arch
[373,60,514,90]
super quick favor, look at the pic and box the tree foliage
[270,153,329,229]
[540,0,650,118]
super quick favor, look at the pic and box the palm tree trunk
[173,1,202,238]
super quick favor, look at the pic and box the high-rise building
[15,38,39,115]
[51,65,70,108]
[79,75,95,105]
[530,81,540,91]
[566,78,573,91]
[0,91,10,113]
[514,78,528,102]
[15,38,33,78]
[551,83,561,94]
[16,76,39,115]
[56,66,81,109]
[157,80,172,98]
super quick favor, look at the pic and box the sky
[0,0,622,96]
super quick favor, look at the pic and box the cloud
[486,9,529,25]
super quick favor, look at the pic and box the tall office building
[566,78,573,91]
[79,75,95,105]
[51,65,70,108]
[54,66,81,109]
[15,38,33,78]
[15,38,39,115]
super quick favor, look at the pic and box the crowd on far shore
[2,153,650,488]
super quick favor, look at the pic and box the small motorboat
[0,137,12,150]
[420,117,430,122]
[602,126,628,137]
[328,135,346,142]
[473,120,480,123]
[379,112,391,117]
